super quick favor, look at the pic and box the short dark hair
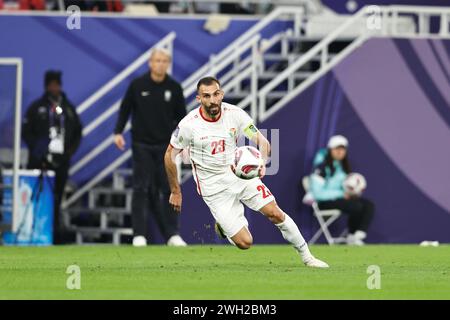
[197,76,220,93]
[44,70,62,87]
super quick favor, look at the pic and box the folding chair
[302,176,347,245]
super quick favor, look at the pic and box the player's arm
[243,123,271,160]
[164,144,183,212]
[254,131,271,161]
[243,122,270,178]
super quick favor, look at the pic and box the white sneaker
[303,256,329,268]
[347,231,366,246]
[132,235,147,247]
[354,230,367,241]
[167,235,187,247]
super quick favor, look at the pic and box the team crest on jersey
[229,128,237,138]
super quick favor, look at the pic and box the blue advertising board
[2,169,54,245]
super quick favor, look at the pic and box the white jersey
[170,102,258,196]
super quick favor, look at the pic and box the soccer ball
[343,173,367,196]
[232,146,264,180]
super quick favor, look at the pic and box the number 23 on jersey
[211,139,225,155]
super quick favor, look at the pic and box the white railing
[63,32,176,208]
[182,6,304,99]
[257,5,450,122]
[386,5,450,37]
[77,31,176,116]
[186,34,261,119]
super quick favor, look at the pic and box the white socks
[275,213,312,260]
[227,236,236,246]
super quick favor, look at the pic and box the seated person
[308,135,374,245]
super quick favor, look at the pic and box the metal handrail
[184,28,294,111]
[258,7,368,110]
[181,6,303,93]
[387,5,450,36]
[76,31,176,115]
[257,5,450,122]
[185,34,261,111]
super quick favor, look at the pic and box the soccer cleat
[214,222,227,239]
[132,235,147,247]
[167,235,187,247]
[303,256,329,268]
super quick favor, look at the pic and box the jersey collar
[199,106,222,123]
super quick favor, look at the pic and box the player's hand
[114,134,126,151]
[259,163,266,179]
[169,192,182,213]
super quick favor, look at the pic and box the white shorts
[202,177,275,238]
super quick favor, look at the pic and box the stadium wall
[179,37,450,244]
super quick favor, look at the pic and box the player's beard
[204,102,221,118]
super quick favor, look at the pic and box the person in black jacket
[22,70,82,244]
[114,48,187,247]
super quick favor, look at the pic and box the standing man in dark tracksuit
[22,70,82,244]
[114,48,187,247]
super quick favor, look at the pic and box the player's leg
[203,191,252,250]
[230,226,253,250]
[242,180,329,268]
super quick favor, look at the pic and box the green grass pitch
[0,245,449,299]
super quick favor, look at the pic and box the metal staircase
[64,169,133,244]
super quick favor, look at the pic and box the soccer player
[164,77,329,268]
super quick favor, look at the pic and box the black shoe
[214,222,226,239]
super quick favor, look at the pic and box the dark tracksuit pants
[28,157,70,244]
[131,142,179,241]
[318,198,374,234]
